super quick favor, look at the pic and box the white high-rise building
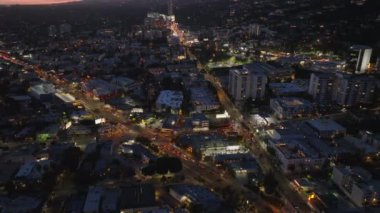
[346,45,372,74]
[228,67,267,103]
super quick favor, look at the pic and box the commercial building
[177,134,247,159]
[190,87,220,112]
[155,90,183,113]
[120,184,158,212]
[82,79,119,100]
[191,113,209,131]
[266,121,358,172]
[332,166,380,207]
[169,184,221,212]
[270,97,314,119]
[29,83,55,101]
[111,76,140,93]
[345,45,372,74]
[227,160,261,184]
[250,113,275,127]
[308,73,335,104]
[269,137,326,173]
[306,119,346,139]
[228,67,267,103]
[332,74,377,107]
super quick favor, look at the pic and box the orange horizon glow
[0,0,81,5]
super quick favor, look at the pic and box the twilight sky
[0,0,81,5]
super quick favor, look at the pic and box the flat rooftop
[269,83,306,95]
[307,119,346,132]
[272,97,312,108]
[156,90,183,109]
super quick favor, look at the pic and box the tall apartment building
[308,73,335,104]
[332,74,377,107]
[228,67,267,103]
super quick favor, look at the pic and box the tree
[156,157,170,175]
[263,172,278,195]
[135,136,152,146]
[156,157,183,175]
[161,76,174,90]
[141,165,156,176]
[189,203,205,213]
[123,166,136,178]
[168,157,183,173]
[61,147,83,171]
[267,147,276,157]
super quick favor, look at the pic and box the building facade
[346,45,372,74]
[308,73,335,104]
[332,74,377,107]
[228,67,267,103]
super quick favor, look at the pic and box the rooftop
[29,83,55,95]
[269,83,306,95]
[307,119,346,132]
[170,184,220,207]
[156,90,183,109]
[272,97,313,108]
[83,186,103,213]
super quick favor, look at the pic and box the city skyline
[0,0,379,212]
[0,0,80,5]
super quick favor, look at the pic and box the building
[269,82,306,97]
[332,74,377,107]
[376,57,380,73]
[346,45,372,74]
[250,113,275,127]
[83,186,104,213]
[177,134,247,159]
[244,62,293,82]
[308,73,335,104]
[14,160,51,182]
[306,119,346,139]
[82,79,119,100]
[228,67,267,103]
[332,166,380,207]
[191,113,209,132]
[155,90,183,113]
[190,87,220,112]
[102,189,121,213]
[270,97,314,119]
[29,83,55,101]
[59,23,72,37]
[120,184,158,212]
[111,76,140,93]
[227,160,261,184]
[169,184,221,212]
[48,25,57,37]
[2,196,43,213]
[269,137,326,173]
